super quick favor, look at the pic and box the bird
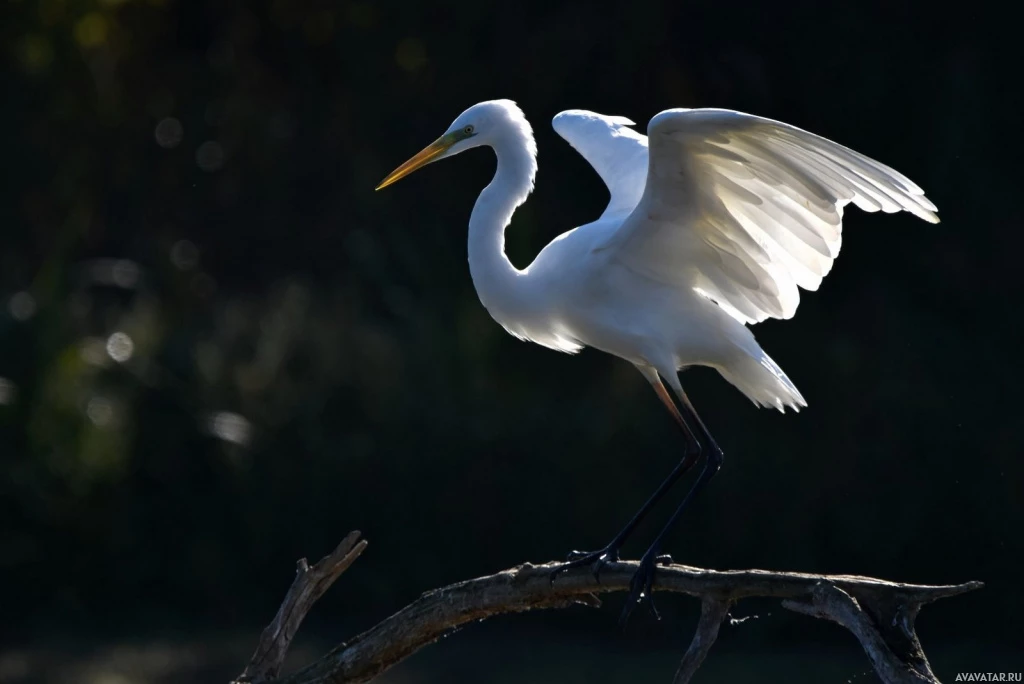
[375,99,938,623]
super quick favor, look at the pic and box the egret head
[375,100,533,190]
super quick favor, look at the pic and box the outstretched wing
[552,110,649,221]
[602,108,939,325]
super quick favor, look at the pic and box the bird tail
[716,345,807,413]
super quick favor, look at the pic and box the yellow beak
[375,135,454,190]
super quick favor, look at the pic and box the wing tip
[913,205,940,224]
[552,110,637,131]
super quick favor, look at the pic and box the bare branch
[672,597,732,684]
[783,581,938,684]
[234,531,368,683]
[243,542,979,684]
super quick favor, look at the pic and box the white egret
[376,99,938,621]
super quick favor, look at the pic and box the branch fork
[233,532,982,684]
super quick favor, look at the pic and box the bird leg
[551,368,702,584]
[619,386,724,625]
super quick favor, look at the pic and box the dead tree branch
[234,531,367,682]
[672,596,732,683]
[234,532,981,684]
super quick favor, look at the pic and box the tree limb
[782,581,940,683]
[235,532,982,684]
[672,597,731,684]
[233,531,367,683]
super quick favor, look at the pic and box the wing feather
[603,108,939,324]
[552,110,648,221]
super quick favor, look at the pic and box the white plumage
[376,100,938,413]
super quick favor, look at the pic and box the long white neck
[467,122,538,322]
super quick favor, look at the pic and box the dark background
[2,0,1020,682]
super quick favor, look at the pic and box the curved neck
[467,127,537,319]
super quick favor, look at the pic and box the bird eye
[463,125,474,135]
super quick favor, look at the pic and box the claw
[617,550,663,627]
[550,546,621,585]
[645,577,661,620]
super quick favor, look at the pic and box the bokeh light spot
[207,411,251,446]
[196,141,225,172]
[86,396,115,427]
[154,117,184,148]
[86,258,140,289]
[170,240,199,270]
[111,260,140,289]
[106,332,134,363]
[9,292,37,321]
[74,13,108,48]
[0,378,16,406]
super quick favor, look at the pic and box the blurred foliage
[0,0,1019,662]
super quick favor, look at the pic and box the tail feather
[717,349,806,413]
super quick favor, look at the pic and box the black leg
[619,387,724,625]
[551,368,703,582]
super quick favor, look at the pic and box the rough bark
[234,531,367,682]
[233,532,982,684]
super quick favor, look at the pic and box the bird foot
[549,546,621,584]
[619,548,666,627]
